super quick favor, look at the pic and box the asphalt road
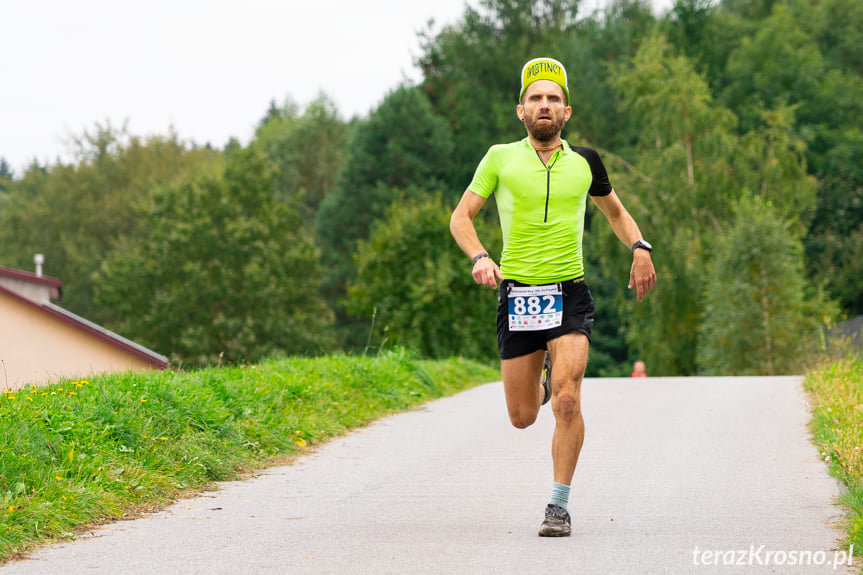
[1,376,855,574]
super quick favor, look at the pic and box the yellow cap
[519,57,570,105]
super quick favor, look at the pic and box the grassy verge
[0,350,499,563]
[804,356,863,556]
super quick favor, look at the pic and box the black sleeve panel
[570,145,613,197]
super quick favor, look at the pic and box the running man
[449,57,656,537]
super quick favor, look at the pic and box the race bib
[508,284,563,331]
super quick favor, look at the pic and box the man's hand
[473,257,504,288]
[628,250,656,302]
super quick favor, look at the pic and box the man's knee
[552,388,581,424]
[508,407,538,429]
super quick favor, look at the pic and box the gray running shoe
[541,352,552,406]
[538,504,571,537]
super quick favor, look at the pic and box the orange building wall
[0,293,158,390]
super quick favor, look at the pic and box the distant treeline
[0,0,859,376]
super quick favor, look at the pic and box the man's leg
[546,332,589,484]
[538,331,588,537]
[501,350,546,429]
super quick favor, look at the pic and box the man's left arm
[591,190,656,302]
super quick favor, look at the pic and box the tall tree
[254,94,348,220]
[605,30,820,374]
[722,4,820,127]
[663,0,756,93]
[95,147,333,365]
[0,157,11,207]
[805,174,863,315]
[558,0,658,150]
[734,103,817,235]
[0,157,12,190]
[605,33,737,374]
[347,194,502,360]
[802,0,863,76]
[698,195,836,375]
[0,125,220,322]
[314,85,454,323]
[716,0,863,318]
[719,0,780,21]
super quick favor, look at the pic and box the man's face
[517,80,572,142]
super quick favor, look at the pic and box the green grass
[0,350,499,562]
[804,356,863,559]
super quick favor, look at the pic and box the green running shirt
[468,138,613,284]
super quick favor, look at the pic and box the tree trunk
[760,261,774,376]
[683,101,695,186]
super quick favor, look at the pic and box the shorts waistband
[502,276,584,288]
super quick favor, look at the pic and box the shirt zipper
[539,151,560,223]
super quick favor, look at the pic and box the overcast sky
[1,0,672,175]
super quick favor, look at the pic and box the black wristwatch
[631,240,653,253]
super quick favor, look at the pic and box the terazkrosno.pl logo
[692,545,854,569]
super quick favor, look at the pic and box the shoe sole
[538,528,571,537]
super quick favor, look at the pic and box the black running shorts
[496,278,595,360]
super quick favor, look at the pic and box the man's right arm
[450,189,503,288]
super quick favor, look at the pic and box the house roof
[0,264,62,299]
[0,283,169,369]
[0,265,62,288]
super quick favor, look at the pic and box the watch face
[633,240,652,252]
[641,240,652,250]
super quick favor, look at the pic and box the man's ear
[516,104,524,122]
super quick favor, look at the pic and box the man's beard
[525,114,566,143]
